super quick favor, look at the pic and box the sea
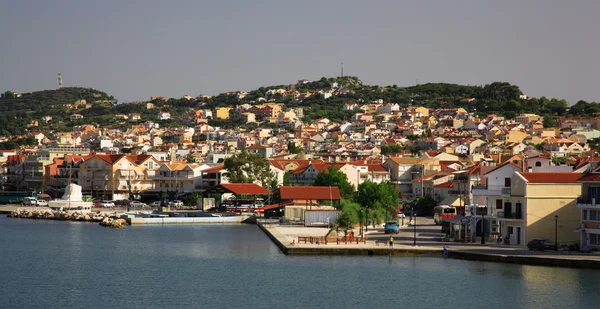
[1,215,599,309]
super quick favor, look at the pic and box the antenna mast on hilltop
[341,62,344,77]
[58,72,63,89]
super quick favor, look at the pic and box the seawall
[257,222,600,270]
[449,251,600,269]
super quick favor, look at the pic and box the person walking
[443,244,448,258]
[389,236,394,248]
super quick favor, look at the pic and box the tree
[543,114,556,128]
[413,196,437,216]
[223,151,274,187]
[2,91,15,99]
[287,141,302,154]
[533,141,546,151]
[381,143,403,154]
[336,199,360,228]
[186,155,196,163]
[314,165,355,200]
[355,180,400,222]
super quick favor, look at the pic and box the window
[591,210,598,221]
[504,177,511,187]
[496,199,503,210]
[584,210,588,220]
[591,234,600,245]
[535,161,542,167]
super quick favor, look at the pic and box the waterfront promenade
[259,217,600,269]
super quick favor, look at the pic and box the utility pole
[555,215,558,251]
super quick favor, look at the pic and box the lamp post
[414,165,423,246]
[555,215,558,251]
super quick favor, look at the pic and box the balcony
[577,197,600,209]
[501,188,511,196]
[500,211,522,219]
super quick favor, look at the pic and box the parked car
[35,199,48,207]
[150,201,162,207]
[99,200,115,208]
[23,197,38,206]
[527,239,555,251]
[384,220,400,234]
[169,200,184,207]
[129,201,147,208]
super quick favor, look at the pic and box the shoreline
[257,221,600,270]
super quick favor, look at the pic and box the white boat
[48,184,93,212]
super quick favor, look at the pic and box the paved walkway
[261,218,600,262]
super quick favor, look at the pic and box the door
[516,227,521,245]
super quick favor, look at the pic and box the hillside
[0,77,583,138]
[0,88,114,136]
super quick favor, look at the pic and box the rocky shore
[7,208,127,228]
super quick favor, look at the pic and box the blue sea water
[1,215,599,309]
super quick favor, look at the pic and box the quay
[257,218,600,270]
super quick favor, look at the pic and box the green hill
[0,87,114,136]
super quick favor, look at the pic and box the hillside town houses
[5,83,600,252]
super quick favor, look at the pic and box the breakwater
[8,208,126,228]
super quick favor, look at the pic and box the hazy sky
[2,0,599,103]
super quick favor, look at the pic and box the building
[505,172,582,246]
[383,157,440,197]
[216,107,233,119]
[575,167,600,250]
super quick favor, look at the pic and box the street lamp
[555,215,558,251]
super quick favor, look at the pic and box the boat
[125,211,254,224]
[48,183,93,212]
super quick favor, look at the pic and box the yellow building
[505,130,528,144]
[79,154,160,200]
[504,172,581,246]
[215,107,232,119]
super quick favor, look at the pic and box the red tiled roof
[577,172,600,182]
[219,183,269,195]
[435,181,455,188]
[280,186,341,200]
[484,160,522,175]
[518,172,582,183]
[202,164,225,172]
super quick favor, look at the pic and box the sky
[1,0,599,103]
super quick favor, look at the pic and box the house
[383,157,440,196]
[79,154,159,200]
[575,167,600,250]
[70,114,84,121]
[158,112,171,120]
[245,145,274,159]
[471,160,523,224]
[152,162,203,195]
[216,107,232,119]
[504,172,582,246]
[290,162,346,186]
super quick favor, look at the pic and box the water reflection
[2,216,600,309]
